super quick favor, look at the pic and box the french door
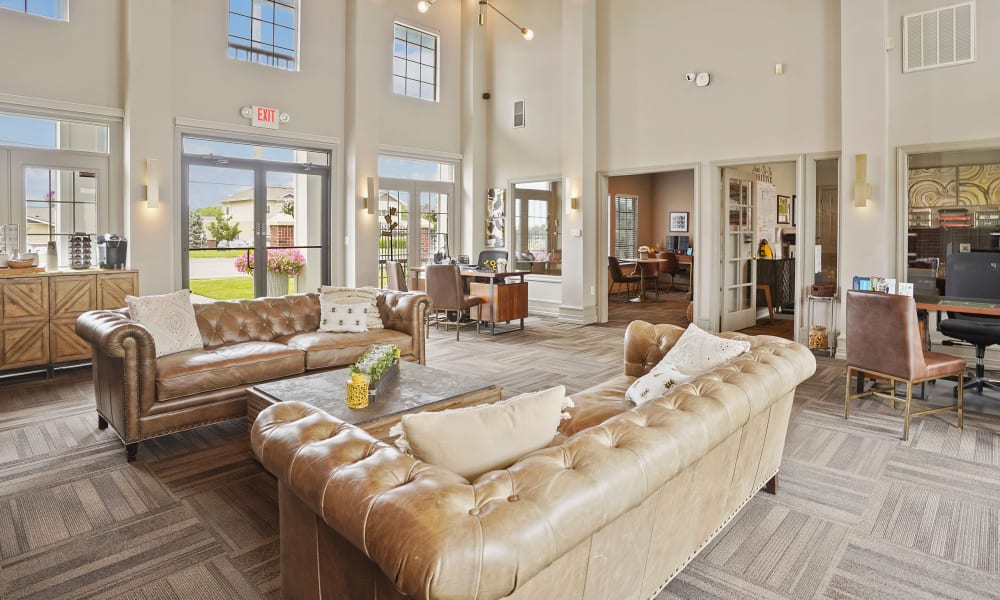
[181,137,331,301]
[377,178,452,287]
[721,169,757,331]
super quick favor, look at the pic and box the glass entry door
[181,136,331,301]
[721,169,757,331]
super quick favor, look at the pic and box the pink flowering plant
[234,249,306,277]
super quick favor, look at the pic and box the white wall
[0,0,123,110]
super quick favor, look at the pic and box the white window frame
[613,195,638,261]
[0,0,67,21]
[227,0,300,71]
[392,21,440,102]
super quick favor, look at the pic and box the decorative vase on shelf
[46,241,58,271]
[266,271,289,297]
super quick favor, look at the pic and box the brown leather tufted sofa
[251,320,816,600]
[76,291,428,461]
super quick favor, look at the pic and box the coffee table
[246,361,502,441]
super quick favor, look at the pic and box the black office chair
[475,250,508,270]
[938,251,1000,394]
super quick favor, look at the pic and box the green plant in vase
[350,344,401,388]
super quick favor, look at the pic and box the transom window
[0,0,65,20]
[392,23,438,102]
[228,0,297,70]
[613,195,638,261]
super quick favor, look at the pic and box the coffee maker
[97,234,127,269]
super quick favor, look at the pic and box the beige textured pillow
[318,286,383,330]
[664,323,750,376]
[125,290,204,358]
[391,385,570,480]
[319,301,369,333]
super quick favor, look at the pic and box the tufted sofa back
[193,293,321,347]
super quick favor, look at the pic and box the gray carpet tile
[0,314,998,599]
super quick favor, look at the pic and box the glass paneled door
[181,136,331,301]
[721,169,757,331]
[377,178,451,288]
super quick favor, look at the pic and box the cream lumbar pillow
[318,286,383,330]
[625,323,750,406]
[319,300,370,333]
[389,385,572,480]
[125,289,204,358]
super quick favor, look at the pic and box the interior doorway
[719,161,798,338]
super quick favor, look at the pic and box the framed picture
[485,188,506,248]
[669,211,689,232]
[776,195,793,225]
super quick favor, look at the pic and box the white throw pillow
[625,324,750,406]
[125,290,204,358]
[319,300,370,333]
[389,385,572,480]
[664,323,751,376]
[625,361,693,406]
[318,286,383,330]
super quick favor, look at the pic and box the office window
[0,0,65,20]
[392,23,438,101]
[614,195,638,260]
[228,0,297,70]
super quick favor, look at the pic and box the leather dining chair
[844,290,964,441]
[385,260,408,292]
[424,264,484,340]
[656,251,682,292]
[608,256,640,301]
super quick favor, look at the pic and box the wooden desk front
[409,267,530,335]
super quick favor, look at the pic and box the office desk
[677,254,693,294]
[914,296,1000,317]
[409,267,529,335]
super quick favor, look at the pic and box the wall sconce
[363,176,376,215]
[565,177,578,212]
[144,158,160,209]
[854,153,870,207]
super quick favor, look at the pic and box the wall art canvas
[486,188,506,248]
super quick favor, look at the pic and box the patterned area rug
[0,317,998,599]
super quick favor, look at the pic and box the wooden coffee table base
[247,362,502,443]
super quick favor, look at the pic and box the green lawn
[190,277,296,300]
[189,249,251,259]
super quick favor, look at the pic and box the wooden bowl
[7,259,34,269]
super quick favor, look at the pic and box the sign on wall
[240,106,290,129]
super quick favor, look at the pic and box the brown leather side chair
[608,256,640,301]
[385,260,408,292]
[656,251,681,292]
[845,290,965,441]
[424,264,484,340]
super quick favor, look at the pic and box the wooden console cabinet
[0,270,138,373]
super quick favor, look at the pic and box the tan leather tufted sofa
[251,320,816,600]
[76,291,428,461]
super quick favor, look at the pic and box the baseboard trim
[528,298,561,318]
[558,304,598,325]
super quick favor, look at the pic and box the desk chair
[475,250,508,270]
[938,251,1000,394]
[655,251,681,292]
[845,290,964,441]
[608,256,640,301]
[385,260,408,292]
[424,264,483,340]
[633,261,660,298]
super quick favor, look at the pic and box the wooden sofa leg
[763,474,778,495]
[126,443,138,462]
[98,415,108,430]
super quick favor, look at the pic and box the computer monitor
[945,251,1000,300]
[907,268,939,297]
[666,235,689,253]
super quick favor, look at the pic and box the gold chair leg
[957,371,964,430]
[844,368,854,419]
[903,381,913,441]
[456,310,460,340]
[889,378,896,410]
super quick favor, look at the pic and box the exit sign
[241,105,289,129]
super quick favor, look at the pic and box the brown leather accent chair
[608,256,640,301]
[656,251,681,291]
[385,260,407,292]
[845,290,964,440]
[424,264,484,340]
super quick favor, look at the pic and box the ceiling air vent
[903,1,975,73]
[513,100,525,128]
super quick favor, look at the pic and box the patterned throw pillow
[125,290,204,358]
[625,323,750,406]
[317,286,383,330]
[319,301,370,333]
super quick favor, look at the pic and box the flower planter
[266,271,289,297]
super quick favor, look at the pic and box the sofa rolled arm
[378,291,430,364]
[76,309,156,359]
